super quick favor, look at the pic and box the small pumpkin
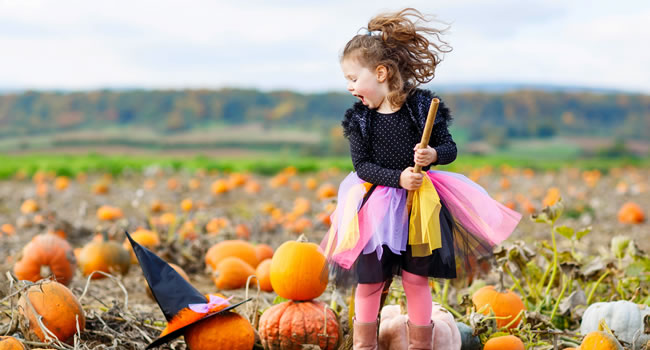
[579,301,649,349]
[184,311,255,350]
[205,240,258,270]
[472,285,525,329]
[484,335,524,350]
[269,235,328,301]
[212,257,256,290]
[316,183,337,199]
[13,233,76,286]
[96,205,123,221]
[579,331,623,350]
[456,322,482,350]
[77,233,130,279]
[259,300,339,350]
[20,199,39,214]
[378,303,461,350]
[18,280,85,344]
[255,259,273,292]
[0,336,26,350]
[617,202,645,224]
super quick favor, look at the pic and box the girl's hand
[400,167,423,190]
[413,144,437,167]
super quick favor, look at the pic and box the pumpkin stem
[296,234,309,243]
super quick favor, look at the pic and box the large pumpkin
[77,234,130,279]
[18,280,85,344]
[13,233,76,286]
[580,301,649,349]
[258,300,339,350]
[378,303,461,350]
[0,336,26,350]
[579,331,624,350]
[269,235,328,300]
[184,311,255,350]
[472,285,525,329]
[205,240,259,270]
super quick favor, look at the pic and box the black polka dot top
[348,105,457,188]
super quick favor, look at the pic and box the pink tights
[354,270,432,326]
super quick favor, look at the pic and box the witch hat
[125,230,251,349]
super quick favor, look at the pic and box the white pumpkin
[378,303,462,350]
[580,300,649,350]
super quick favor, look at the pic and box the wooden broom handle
[406,98,439,211]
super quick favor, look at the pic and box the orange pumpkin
[235,224,251,240]
[122,228,160,264]
[254,244,274,262]
[316,183,337,199]
[14,233,76,286]
[259,300,339,350]
[617,202,645,224]
[484,335,524,350]
[96,205,123,221]
[18,280,85,344]
[0,336,26,350]
[211,179,230,194]
[578,331,623,350]
[180,198,193,212]
[255,259,273,292]
[184,311,255,350]
[205,240,258,270]
[20,199,39,214]
[212,257,256,290]
[269,235,328,301]
[472,285,525,329]
[54,176,69,191]
[77,234,130,279]
[1,223,16,236]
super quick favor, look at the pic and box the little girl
[320,8,523,349]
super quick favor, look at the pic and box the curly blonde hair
[342,8,452,108]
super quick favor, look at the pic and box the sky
[1,0,649,94]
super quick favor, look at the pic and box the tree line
[1,88,648,142]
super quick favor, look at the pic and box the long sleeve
[427,101,457,166]
[348,127,403,188]
[428,118,457,166]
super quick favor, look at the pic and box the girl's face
[341,57,393,112]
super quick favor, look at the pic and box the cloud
[0,0,648,93]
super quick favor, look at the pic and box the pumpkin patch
[0,165,648,349]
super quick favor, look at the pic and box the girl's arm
[428,114,457,166]
[348,128,403,188]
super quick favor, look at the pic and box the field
[0,155,648,349]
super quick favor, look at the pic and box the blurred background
[1,0,649,172]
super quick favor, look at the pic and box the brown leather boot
[353,318,378,350]
[406,320,434,350]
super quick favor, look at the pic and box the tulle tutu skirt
[319,170,522,288]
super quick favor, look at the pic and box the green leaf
[625,261,646,277]
[555,226,575,240]
[272,295,289,304]
[576,226,592,240]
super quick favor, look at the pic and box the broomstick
[406,97,440,212]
